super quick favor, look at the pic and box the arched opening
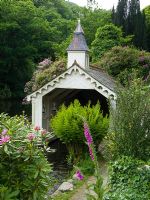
[43,88,109,171]
[42,88,109,131]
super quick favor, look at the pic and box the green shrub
[104,79,150,161]
[104,156,150,200]
[51,100,109,160]
[95,46,150,85]
[0,113,52,200]
[91,24,132,61]
[25,59,66,94]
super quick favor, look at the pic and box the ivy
[104,156,150,200]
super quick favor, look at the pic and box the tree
[144,6,150,51]
[91,24,131,61]
[111,5,116,24]
[114,0,128,34]
[81,8,112,46]
[113,0,147,49]
[127,0,146,48]
[0,0,80,98]
[0,0,56,97]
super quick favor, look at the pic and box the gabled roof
[27,63,116,101]
[86,67,116,92]
[67,20,89,51]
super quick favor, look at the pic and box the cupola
[67,20,89,69]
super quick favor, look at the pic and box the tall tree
[112,0,147,49]
[91,24,132,61]
[111,5,116,24]
[81,8,111,46]
[0,0,80,98]
[115,0,129,34]
[144,6,150,51]
[128,0,147,48]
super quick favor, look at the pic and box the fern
[50,100,109,159]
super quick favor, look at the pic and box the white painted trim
[31,95,42,127]
[27,65,116,101]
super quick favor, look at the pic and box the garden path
[71,161,108,200]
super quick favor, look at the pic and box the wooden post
[31,95,43,128]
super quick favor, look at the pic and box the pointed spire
[74,19,84,34]
[67,20,89,51]
[67,20,89,69]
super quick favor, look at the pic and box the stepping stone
[58,182,73,192]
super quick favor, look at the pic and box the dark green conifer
[111,5,116,24]
[115,0,128,34]
[112,0,147,49]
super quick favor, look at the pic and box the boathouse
[27,20,116,130]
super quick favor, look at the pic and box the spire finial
[74,18,84,34]
[78,11,82,21]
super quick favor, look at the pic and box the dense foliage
[144,6,150,51]
[104,156,150,200]
[1,0,150,98]
[56,8,112,57]
[104,79,150,161]
[25,59,67,94]
[91,24,132,61]
[0,0,112,98]
[0,113,52,199]
[96,46,150,85]
[81,9,111,47]
[51,100,109,160]
[112,0,147,49]
[0,0,77,98]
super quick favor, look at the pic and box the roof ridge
[89,65,108,74]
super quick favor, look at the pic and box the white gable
[27,64,116,101]
[57,71,94,89]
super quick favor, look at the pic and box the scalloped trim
[27,64,116,101]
